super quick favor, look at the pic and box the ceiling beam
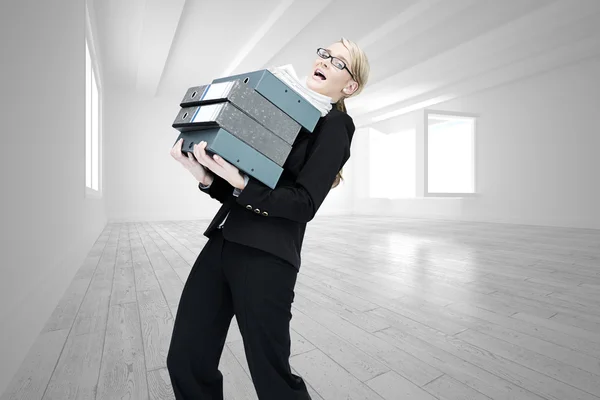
[351,0,600,126]
[353,30,600,128]
[135,0,186,96]
[224,0,335,77]
[221,0,296,78]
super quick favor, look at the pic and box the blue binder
[172,102,291,167]
[179,80,301,146]
[212,69,321,132]
[175,129,283,189]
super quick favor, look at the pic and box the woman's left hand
[193,141,246,190]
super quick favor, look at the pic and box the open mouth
[313,69,327,80]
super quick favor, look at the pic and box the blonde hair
[331,37,370,189]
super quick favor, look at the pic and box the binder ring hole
[188,142,194,149]
[236,159,240,163]
[285,89,288,92]
[182,112,188,119]
[251,168,254,172]
[297,100,301,103]
[191,91,197,98]
[243,77,249,84]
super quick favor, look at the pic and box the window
[369,128,416,198]
[426,112,475,195]
[85,19,101,195]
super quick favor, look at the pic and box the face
[306,42,359,103]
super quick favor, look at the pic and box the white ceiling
[91,0,600,128]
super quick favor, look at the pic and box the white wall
[105,87,355,222]
[0,0,107,394]
[105,87,221,222]
[106,38,600,231]
[352,54,600,229]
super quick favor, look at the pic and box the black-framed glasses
[317,47,355,81]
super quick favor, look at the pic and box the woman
[168,37,370,400]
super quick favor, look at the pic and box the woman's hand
[170,138,213,185]
[193,140,246,190]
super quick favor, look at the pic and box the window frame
[85,1,103,199]
[423,109,478,198]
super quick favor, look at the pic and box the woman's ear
[343,81,358,95]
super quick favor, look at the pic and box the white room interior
[2,0,599,399]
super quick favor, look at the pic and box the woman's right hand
[170,138,214,186]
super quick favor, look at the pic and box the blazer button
[254,208,260,214]
[262,211,269,216]
[246,205,252,210]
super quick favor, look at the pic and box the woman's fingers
[171,138,199,170]
[211,153,234,172]
[196,142,227,177]
[192,143,202,165]
[173,139,235,180]
[194,141,212,168]
[171,138,185,159]
[170,138,179,158]
[186,151,196,164]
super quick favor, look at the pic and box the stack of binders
[172,69,322,189]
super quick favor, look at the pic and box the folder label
[191,103,224,123]
[203,81,235,101]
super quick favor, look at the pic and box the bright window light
[369,128,416,198]
[85,38,100,192]
[85,40,92,189]
[427,114,475,194]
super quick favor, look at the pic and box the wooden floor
[2,216,600,400]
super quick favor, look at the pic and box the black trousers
[167,228,311,400]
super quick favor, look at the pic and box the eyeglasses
[316,47,355,81]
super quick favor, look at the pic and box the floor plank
[0,329,69,400]
[3,217,600,400]
[96,302,148,400]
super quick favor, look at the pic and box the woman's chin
[306,77,327,95]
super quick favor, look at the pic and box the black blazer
[198,107,355,270]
